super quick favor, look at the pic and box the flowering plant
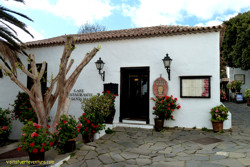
[54,114,79,153]
[210,105,229,122]
[0,108,12,146]
[244,89,250,100]
[151,95,181,120]
[82,91,117,118]
[220,90,227,101]
[78,112,105,137]
[11,92,37,123]
[227,80,242,91]
[17,121,54,154]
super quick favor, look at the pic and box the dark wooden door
[120,67,149,124]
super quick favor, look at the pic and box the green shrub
[11,92,37,124]
[0,108,12,146]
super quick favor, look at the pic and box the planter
[212,121,224,132]
[154,118,164,132]
[82,133,94,143]
[28,151,45,161]
[247,99,250,106]
[64,138,76,153]
[104,109,116,124]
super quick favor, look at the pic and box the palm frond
[0,6,33,37]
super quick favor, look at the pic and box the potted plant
[210,105,229,132]
[54,114,79,154]
[82,92,117,124]
[17,121,54,161]
[0,108,12,146]
[102,90,117,123]
[220,90,227,102]
[227,80,242,93]
[78,112,105,143]
[244,89,250,106]
[151,95,181,131]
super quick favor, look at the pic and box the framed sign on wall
[180,76,211,98]
[234,74,245,84]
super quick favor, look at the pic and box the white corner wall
[0,31,228,139]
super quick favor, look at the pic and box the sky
[1,0,250,42]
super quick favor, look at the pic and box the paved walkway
[61,102,250,167]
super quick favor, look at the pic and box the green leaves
[222,11,250,70]
[210,105,229,122]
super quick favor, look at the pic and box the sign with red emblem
[153,77,168,97]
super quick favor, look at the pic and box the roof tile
[25,25,224,48]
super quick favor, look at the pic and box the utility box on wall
[104,83,118,95]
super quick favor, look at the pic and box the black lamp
[95,57,105,81]
[162,54,172,80]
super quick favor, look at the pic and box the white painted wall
[228,68,250,95]
[0,32,231,139]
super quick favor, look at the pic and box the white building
[227,67,250,94]
[0,25,231,139]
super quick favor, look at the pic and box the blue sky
[1,0,250,42]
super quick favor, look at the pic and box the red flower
[29,119,32,121]
[40,148,45,152]
[96,125,99,128]
[168,107,170,110]
[63,120,68,124]
[17,147,22,151]
[42,143,46,147]
[84,117,87,121]
[49,142,53,146]
[107,90,110,95]
[172,109,174,112]
[171,115,174,119]
[32,148,38,154]
[82,113,85,116]
[2,126,7,130]
[30,143,35,147]
[87,120,90,124]
[153,107,155,110]
[47,125,50,128]
[102,91,105,93]
[168,103,170,106]
[92,130,95,133]
[174,98,178,100]
[77,129,80,132]
[177,105,181,109]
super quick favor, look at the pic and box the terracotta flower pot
[212,121,224,132]
[82,133,94,143]
[28,151,45,161]
[154,118,164,132]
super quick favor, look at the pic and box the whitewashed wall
[228,67,250,95]
[0,32,231,139]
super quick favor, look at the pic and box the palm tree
[0,0,33,77]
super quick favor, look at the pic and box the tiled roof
[26,25,224,48]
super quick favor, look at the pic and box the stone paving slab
[60,102,250,167]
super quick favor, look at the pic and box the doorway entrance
[120,67,150,124]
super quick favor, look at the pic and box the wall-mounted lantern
[95,57,105,81]
[162,53,172,80]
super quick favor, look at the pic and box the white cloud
[17,26,44,42]
[122,0,250,27]
[194,12,239,27]
[2,0,114,26]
